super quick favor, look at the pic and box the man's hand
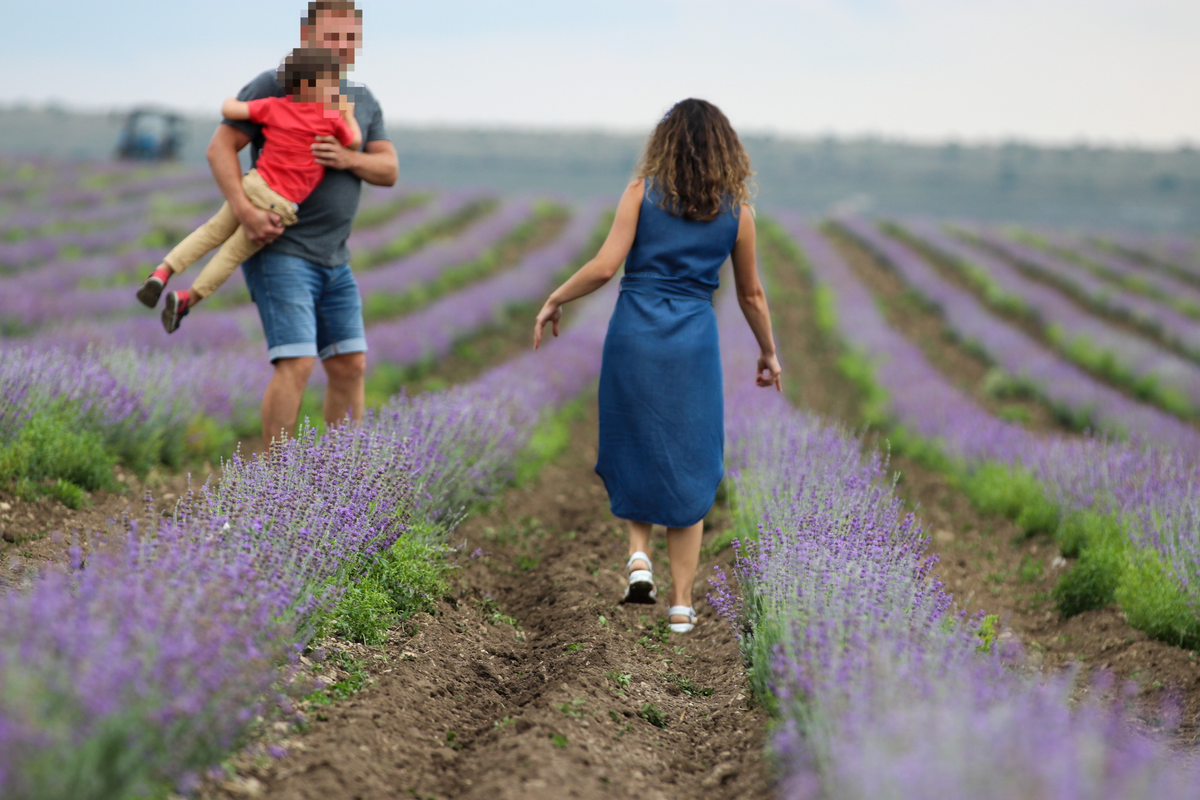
[236,202,285,246]
[312,135,358,171]
[208,124,284,245]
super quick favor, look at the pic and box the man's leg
[262,356,316,445]
[322,351,366,428]
[241,250,323,446]
[315,263,369,427]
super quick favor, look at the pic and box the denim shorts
[241,251,367,362]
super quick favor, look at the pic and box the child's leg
[186,225,265,303]
[161,201,240,276]
[183,170,298,304]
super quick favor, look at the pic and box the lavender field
[2,155,1200,799]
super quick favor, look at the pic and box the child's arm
[221,97,252,121]
[338,97,363,150]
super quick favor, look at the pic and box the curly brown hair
[635,99,754,222]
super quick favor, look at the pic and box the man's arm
[206,125,285,245]
[311,138,398,186]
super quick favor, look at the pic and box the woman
[534,98,781,634]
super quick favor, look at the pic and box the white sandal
[622,551,657,604]
[667,606,697,634]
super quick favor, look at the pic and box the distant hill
[2,106,1197,233]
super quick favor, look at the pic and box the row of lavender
[777,214,1200,649]
[713,283,1200,799]
[0,258,618,800]
[0,188,492,335]
[905,222,1200,417]
[1030,229,1200,320]
[0,169,222,269]
[972,228,1200,388]
[0,184,476,332]
[0,161,215,236]
[0,157,602,521]
[837,216,1200,452]
[27,196,578,374]
[1101,231,1200,283]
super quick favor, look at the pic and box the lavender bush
[978,228,1200,363]
[838,216,1200,452]
[0,250,619,796]
[713,278,1200,799]
[1101,232,1200,281]
[774,214,1200,647]
[895,221,1200,416]
[366,202,606,370]
[1034,231,1200,319]
[0,420,415,799]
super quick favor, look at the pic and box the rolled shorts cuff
[318,337,368,361]
[267,342,319,362]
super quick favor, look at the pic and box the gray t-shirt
[222,70,390,267]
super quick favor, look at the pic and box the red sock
[151,266,172,284]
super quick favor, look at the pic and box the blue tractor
[116,108,184,161]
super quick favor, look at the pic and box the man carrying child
[204,0,396,446]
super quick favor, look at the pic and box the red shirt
[247,96,356,204]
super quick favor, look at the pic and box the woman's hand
[533,300,563,349]
[757,352,782,392]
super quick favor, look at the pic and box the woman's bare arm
[533,178,644,348]
[730,210,783,391]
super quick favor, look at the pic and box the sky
[4,0,1197,146]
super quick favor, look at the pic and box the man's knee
[273,356,316,388]
[324,352,366,384]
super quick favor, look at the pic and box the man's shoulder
[343,81,381,109]
[239,70,285,101]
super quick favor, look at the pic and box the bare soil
[765,227,1200,746]
[209,405,771,800]
[0,462,218,588]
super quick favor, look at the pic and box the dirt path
[213,404,770,800]
[763,227,1200,745]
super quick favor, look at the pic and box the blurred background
[1,0,1197,231]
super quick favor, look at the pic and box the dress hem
[594,464,722,529]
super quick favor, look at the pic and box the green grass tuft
[0,406,116,496]
[1116,552,1200,649]
[1053,545,1125,617]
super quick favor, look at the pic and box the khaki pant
[163,169,299,302]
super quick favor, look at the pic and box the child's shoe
[161,290,191,334]
[137,266,172,308]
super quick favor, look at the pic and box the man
[206,0,398,445]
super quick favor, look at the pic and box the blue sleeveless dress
[595,180,740,528]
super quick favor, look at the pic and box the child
[137,47,362,333]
